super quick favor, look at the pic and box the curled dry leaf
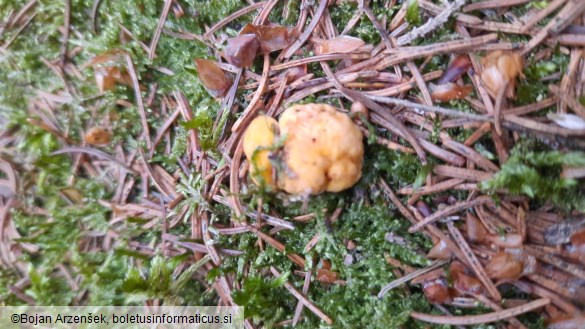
[466,213,488,243]
[224,34,260,68]
[240,23,292,53]
[316,268,339,284]
[87,51,132,93]
[485,252,524,280]
[547,113,585,130]
[94,66,131,93]
[454,272,483,295]
[480,50,524,99]
[437,55,472,84]
[194,59,231,98]
[423,278,451,304]
[86,50,125,67]
[313,35,365,55]
[84,127,112,145]
[450,261,483,295]
[94,66,116,93]
[283,64,308,83]
[429,83,473,102]
[350,101,369,120]
[427,239,453,259]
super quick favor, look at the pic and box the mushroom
[242,103,364,195]
[243,115,280,188]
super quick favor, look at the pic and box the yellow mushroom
[243,103,364,195]
[243,115,279,188]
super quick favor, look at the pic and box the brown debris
[6,0,585,327]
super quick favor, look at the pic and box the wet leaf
[194,59,231,97]
[224,34,259,68]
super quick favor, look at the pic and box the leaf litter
[1,0,585,328]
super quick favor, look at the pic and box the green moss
[482,140,585,212]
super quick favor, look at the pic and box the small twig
[321,63,427,164]
[284,0,329,58]
[253,0,279,25]
[521,0,568,33]
[377,34,498,70]
[377,260,448,298]
[204,2,265,39]
[293,270,312,326]
[463,0,530,12]
[125,53,152,150]
[148,0,173,61]
[433,165,493,182]
[411,298,550,325]
[447,222,502,301]
[232,54,270,132]
[91,0,104,33]
[59,0,71,68]
[525,245,585,280]
[270,267,333,325]
[441,139,499,172]
[409,195,493,233]
[549,84,585,118]
[397,0,467,46]
[271,53,370,71]
[52,147,135,174]
[366,95,493,122]
[379,179,418,225]
[522,0,585,55]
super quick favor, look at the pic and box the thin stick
[493,80,508,136]
[447,222,502,301]
[521,0,568,33]
[376,34,498,70]
[411,298,549,325]
[397,0,466,46]
[232,54,271,132]
[148,0,173,61]
[204,2,265,39]
[91,0,104,33]
[379,179,418,225]
[52,147,135,173]
[398,178,465,195]
[293,270,312,326]
[284,0,329,58]
[270,267,333,325]
[366,95,493,122]
[549,84,585,118]
[377,260,448,298]
[59,0,71,68]
[525,245,585,280]
[125,54,152,150]
[463,0,530,12]
[409,195,493,233]
[322,63,427,163]
[521,0,585,55]
[271,53,370,71]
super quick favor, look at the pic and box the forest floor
[0,0,584,328]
